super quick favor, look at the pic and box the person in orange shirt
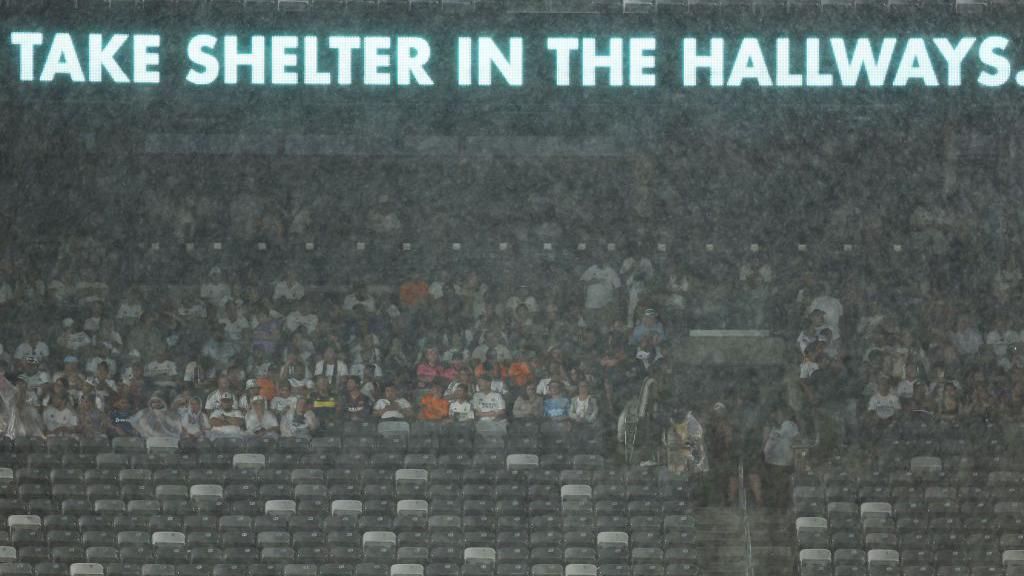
[507,356,533,389]
[399,273,430,309]
[418,381,450,422]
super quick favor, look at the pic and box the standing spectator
[757,405,800,508]
[580,260,622,330]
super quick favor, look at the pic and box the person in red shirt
[399,273,430,310]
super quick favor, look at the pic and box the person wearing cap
[208,396,246,439]
[205,375,244,412]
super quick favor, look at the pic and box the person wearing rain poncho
[3,377,46,440]
[664,407,709,476]
[129,395,182,439]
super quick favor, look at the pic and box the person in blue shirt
[543,381,570,421]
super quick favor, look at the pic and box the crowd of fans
[1,245,1023,510]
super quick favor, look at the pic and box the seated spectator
[280,398,318,438]
[208,396,246,439]
[245,397,279,436]
[965,377,998,423]
[936,382,962,420]
[569,382,599,425]
[471,378,506,422]
[448,384,475,422]
[314,347,349,387]
[280,351,311,389]
[543,381,571,421]
[341,376,371,421]
[145,349,179,391]
[867,378,901,422]
[512,385,543,420]
[444,366,473,400]
[629,309,666,348]
[374,384,414,421]
[179,396,210,442]
[205,375,246,412]
[311,376,341,424]
[343,282,377,313]
[76,393,113,438]
[130,394,182,439]
[246,373,277,402]
[108,394,136,436]
[273,270,305,302]
[270,380,297,417]
[419,381,450,422]
[14,331,49,367]
[416,347,454,386]
[895,363,922,399]
[42,394,78,436]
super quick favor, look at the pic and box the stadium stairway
[693,508,749,576]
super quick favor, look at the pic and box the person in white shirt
[580,261,622,329]
[280,398,318,439]
[205,376,247,412]
[754,405,800,508]
[807,288,843,341]
[42,395,78,435]
[179,397,210,441]
[272,271,305,302]
[245,397,279,436]
[569,382,599,425]
[208,397,246,439]
[200,268,232,309]
[270,381,298,417]
[146,351,179,390]
[219,302,251,343]
[314,347,349,387]
[867,378,902,422]
[951,314,983,357]
[14,332,49,365]
[505,285,538,317]
[895,364,921,399]
[448,384,475,423]
[471,378,505,422]
[342,283,377,313]
[285,307,319,335]
[373,385,414,421]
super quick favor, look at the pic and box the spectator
[419,381,450,422]
[580,259,622,330]
[6,380,45,439]
[757,404,800,508]
[244,397,279,436]
[314,346,349,388]
[543,381,571,421]
[270,380,297,417]
[629,309,666,348]
[374,384,414,421]
[569,382,599,425]
[179,396,210,442]
[108,394,135,436]
[416,347,454,386]
[42,394,78,436]
[341,376,371,421]
[936,382,962,420]
[310,376,341,424]
[130,394,182,439]
[665,406,708,476]
[280,351,311,389]
[219,301,251,344]
[471,378,506,422]
[208,396,246,439]
[77,393,113,438]
[512,384,543,420]
[343,282,377,313]
[865,378,901,441]
[205,375,245,412]
[273,270,305,302]
[145,349,179,391]
[448,384,475,423]
[280,398,318,439]
[13,331,49,367]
